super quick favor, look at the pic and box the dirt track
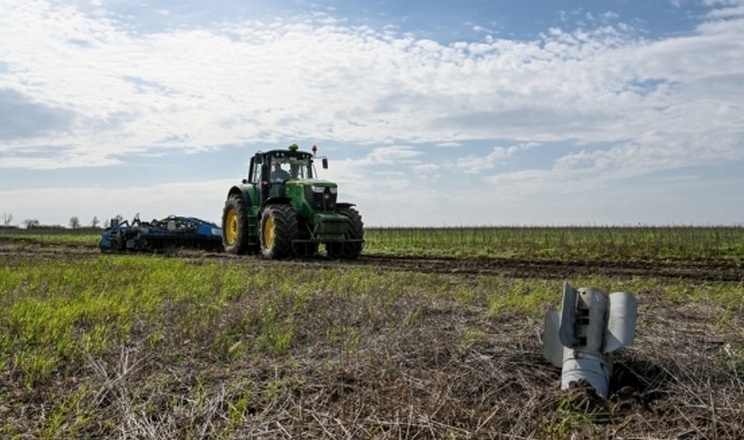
[344,254,744,282]
[2,235,743,282]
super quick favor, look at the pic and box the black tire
[222,194,256,255]
[326,207,364,259]
[260,205,298,259]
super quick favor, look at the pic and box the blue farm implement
[99,214,223,252]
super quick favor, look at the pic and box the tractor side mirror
[322,158,328,169]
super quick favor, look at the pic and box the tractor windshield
[270,154,314,181]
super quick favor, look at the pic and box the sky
[1,0,743,228]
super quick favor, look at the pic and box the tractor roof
[258,144,313,158]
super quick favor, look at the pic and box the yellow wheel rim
[225,209,238,244]
[263,216,275,249]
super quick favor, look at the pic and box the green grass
[1,256,248,385]
[1,227,743,438]
[0,231,100,246]
[365,226,744,262]
[2,252,740,390]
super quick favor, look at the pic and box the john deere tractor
[221,144,364,259]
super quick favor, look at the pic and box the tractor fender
[336,202,356,209]
[226,185,254,208]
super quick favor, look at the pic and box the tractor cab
[248,144,325,203]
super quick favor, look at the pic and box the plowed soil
[336,254,743,282]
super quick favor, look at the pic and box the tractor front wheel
[260,205,298,259]
[222,194,256,255]
[326,206,364,259]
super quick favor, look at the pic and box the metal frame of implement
[99,214,223,252]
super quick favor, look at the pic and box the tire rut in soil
[1,238,741,282]
[350,255,744,282]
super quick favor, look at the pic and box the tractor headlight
[310,185,337,194]
[305,184,338,211]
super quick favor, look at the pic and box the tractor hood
[294,178,336,187]
[287,179,338,212]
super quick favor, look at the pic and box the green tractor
[221,144,364,259]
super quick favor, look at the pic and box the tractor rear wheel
[222,194,256,255]
[260,204,298,259]
[326,206,364,259]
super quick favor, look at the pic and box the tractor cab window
[249,159,262,184]
[289,155,314,179]
[270,154,314,182]
[270,159,291,183]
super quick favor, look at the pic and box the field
[1,227,743,439]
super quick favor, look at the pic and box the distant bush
[0,225,102,235]
[26,224,66,231]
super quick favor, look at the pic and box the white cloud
[2,0,742,167]
[1,0,743,225]
[456,144,533,174]
[0,153,121,170]
[355,146,422,165]
[412,163,440,173]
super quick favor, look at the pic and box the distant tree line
[0,213,124,230]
